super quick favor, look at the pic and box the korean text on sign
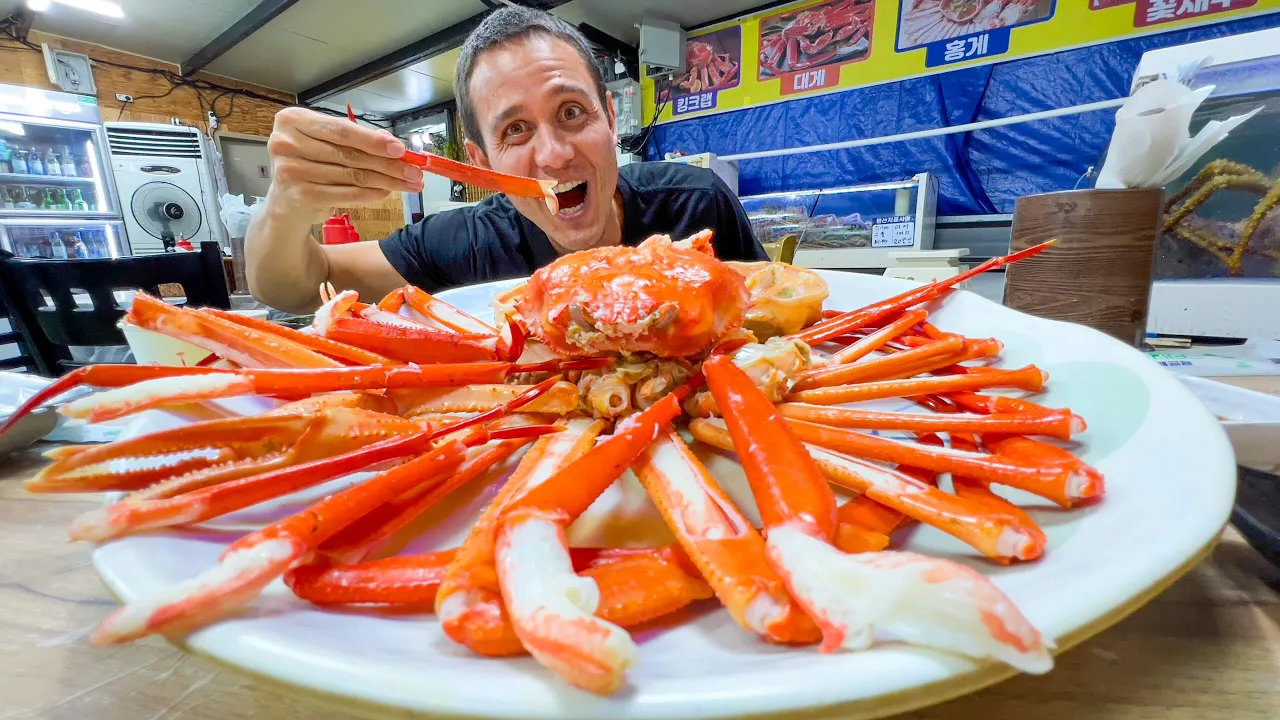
[923,28,1013,68]
[672,91,718,116]
[871,215,917,249]
[1135,0,1257,26]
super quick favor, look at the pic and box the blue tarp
[644,14,1280,216]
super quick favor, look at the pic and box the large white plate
[90,271,1237,720]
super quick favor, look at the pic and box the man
[244,6,767,315]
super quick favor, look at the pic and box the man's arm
[244,107,424,314]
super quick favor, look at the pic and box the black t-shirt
[379,161,768,292]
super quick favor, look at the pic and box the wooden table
[2,420,1278,719]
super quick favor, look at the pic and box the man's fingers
[279,107,406,159]
[277,157,422,194]
[294,184,392,208]
[277,131,422,185]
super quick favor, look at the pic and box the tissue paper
[1095,77,1263,191]
[219,194,262,240]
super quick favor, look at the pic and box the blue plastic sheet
[646,14,1280,215]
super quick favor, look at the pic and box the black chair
[0,241,231,377]
[0,288,40,374]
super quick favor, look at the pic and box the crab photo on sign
[758,0,876,95]
[654,25,743,112]
[897,0,1055,51]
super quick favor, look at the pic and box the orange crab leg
[0,364,229,438]
[489,377,705,694]
[437,417,609,658]
[313,287,525,363]
[830,308,928,364]
[695,358,1054,672]
[379,285,498,336]
[68,378,564,542]
[947,390,1079,423]
[782,418,1097,508]
[347,103,557,213]
[930,434,1045,546]
[26,407,425,495]
[786,365,1048,405]
[792,240,1055,346]
[199,307,399,366]
[791,336,964,391]
[395,382,581,417]
[920,392,1103,507]
[318,316,505,364]
[631,429,821,645]
[286,545,711,629]
[56,358,608,424]
[128,293,341,369]
[689,417,1046,564]
[88,419,560,647]
[317,421,538,564]
[775,403,1082,441]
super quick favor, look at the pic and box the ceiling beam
[297,0,575,107]
[180,0,303,77]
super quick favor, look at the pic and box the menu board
[642,0,1280,124]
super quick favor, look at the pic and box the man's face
[465,34,619,253]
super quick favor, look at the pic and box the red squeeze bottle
[323,213,357,245]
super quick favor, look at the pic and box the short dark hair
[455,6,609,151]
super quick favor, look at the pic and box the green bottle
[52,188,70,210]
[67,187,87,211]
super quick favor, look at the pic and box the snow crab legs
[19,231,1101,697]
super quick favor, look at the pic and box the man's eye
[561,105,583,121]
[503,123,529,138]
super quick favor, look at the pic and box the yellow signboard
[641,0,1280,124]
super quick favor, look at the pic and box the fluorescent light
[28,0,125,18]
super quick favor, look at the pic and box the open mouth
[551,181,588,217]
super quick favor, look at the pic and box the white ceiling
[7,0,777,118]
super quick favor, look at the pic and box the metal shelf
[0,172,97,185]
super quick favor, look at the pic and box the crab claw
[27,406,428,496]
[312,289,510,364]
[699,353,1053,674]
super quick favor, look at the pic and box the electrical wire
[619,90,667,157]
[0,14,393,130]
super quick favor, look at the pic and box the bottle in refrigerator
[49,231,67,258]
[12,149,28,174]
[75,153,92,179]
[67,187,87,211]
[45,149,60,177]
[60,146,76,177]
[52,188,71,210]
[0,138,10,174]
[29,149,43,175]
[88,229,105,257]
[17,185,36,209]
[72,232,89,258]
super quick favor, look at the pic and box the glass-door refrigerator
[0,83,125,259]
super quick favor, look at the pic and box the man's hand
[267,107,424,220]
[244,107,417,314]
